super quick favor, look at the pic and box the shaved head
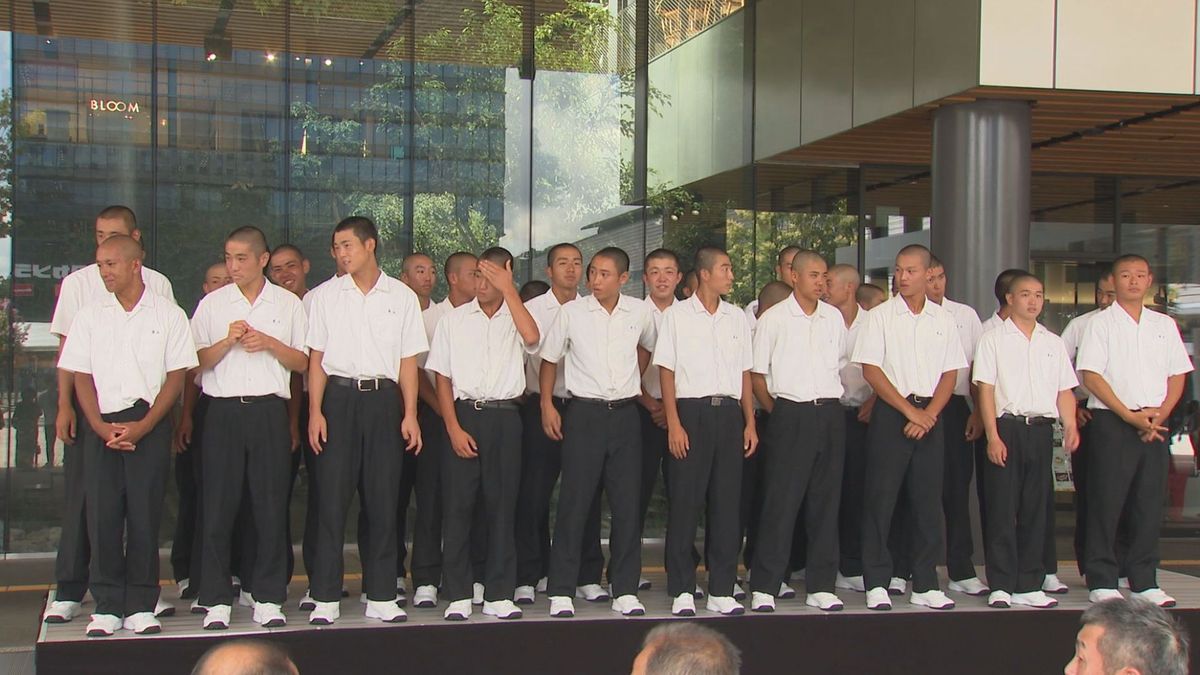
[444,251,477,278]
[191,639,298,675]
[828,264,858,284]
[402,253,434,276]
[97,234,143,262]
[789,249,827,272]
[756,281,792,317]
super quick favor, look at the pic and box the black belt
[906,394,932,408]
[572,396,636,410]
[782,397,840,407]
[528,392,571,408]
[212,394,281,404]
[680,396,739,407]
[460,398,520,411]
[1000,413,1055,426]
[327,375,395,392]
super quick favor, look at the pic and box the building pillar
[931,99,1031,315]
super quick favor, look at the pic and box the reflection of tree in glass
[0,89,12,237]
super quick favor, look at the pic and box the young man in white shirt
[515,243,606,604]
[58,235,197,636]
[541,247,657,618]
[191,227,308,629]
[749,251,847,613]
[44,205,177,625]
[1076,254,1192,608]
[404,251,479,609]
[635,248,681,592]
[427,247,540,621]
[743,246,800,330]
[980,268,1027,333]
[171,262,231,603]
[306,216,428,625]
[826,264,873,593]
[927,257,989,597]
[853,244,967,611]
[974,272,1080,609]
[656,246,756,616]
[1059,271,1117,587]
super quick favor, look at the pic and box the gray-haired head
[1078,598,1189,675]
[640,622,741,675]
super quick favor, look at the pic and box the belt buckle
[239,396,252,404]
[814,398,827,407]
[710,396,722,407]
[607,400,620,410]
[357,378,375,392]
[1024,416,1033,426]
[473,399,485,411]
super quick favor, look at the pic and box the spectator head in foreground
[1065,598,1189,675]
[632,622,741,675]
[192,639,299,675]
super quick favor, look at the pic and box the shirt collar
[893,295,935,318]
[465,297,512,318]
[100,286,156,311]
[228,279,277,305]
[1109,302,1147,325]
[644,294,677,314]
[586,293,632,314]
[338,271,390,295]
[786,293,824,318]
[1001,316,1048,337]
[684,292,732,316]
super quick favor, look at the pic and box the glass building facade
[0,0,1197,558]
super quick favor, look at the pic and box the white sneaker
[866,587,892,611]
[611,595,645,616]
[414,585,439,608]
[396,577,407,602]
[888,577,907,596]
[44,600,82,623]
[153,597,175,617]
[778,582,796,599]
[203,604,232,630]
[514,586,535,606]
[576,584,610,602]
[176,578,190,598]
[365,599,407,623]
[308,600,340,625]
[444,599,472,621]
[732,583,747,601]
[805,592,844,612]
[638,577,652,591]
[190,599,209,614]
[238,590,254,608]
[948,577,989,596]
[549,596,575,618]
[1118,577,1130,589]
[988,590,1012,608]
[482,600,523,619]
[253,602,287,627]
[122,612,162,635]
[693,585,706,599]
[706,595,744,615]
[1089,588,1122,603]
[86,614,123,637]
[298,591,316,612]
[472,582,485,605]
[750,591,775,613]
[1132,588,1176,608]
[910,589,955,610]
[1012,591,1058,608]
[672,593,696,616]
[536,577,548,593]
[1043,573,1069,594]
[835,573,866,592]
[359,593,368,604]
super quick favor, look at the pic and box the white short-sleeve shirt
[852,295,968,398]
[972,318,1078,419]
[58,290,198,414]
[752,295,846,403]
[539,294,657,401]
[653,294,752,400]
[744,299,760,331]
[523,290,573,397]
[839,305,873,407]
[981,311,1004,334]
[941,298,984,397]
[1075,303,1194,411]
[50,263,176,337]
[306,272,428,381]
[191,280,308,399]
[641,295,679,399]
[418,297,451,384]
[1060,307,1103,400]
[425,298,540,401]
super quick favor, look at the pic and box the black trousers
[442,402,522,602]
[862,399,946,593]
[44,421,57,467]
[54,399,91,603]
[751,400,844,595]
[548,401,642,598]
[170,432,199,584]
[740,410,768,569]
[983,418,1053,594]
[395,443,419,579]
[1085,410,1167,591]
[410,401,445,588]
[665,399,744,597]
[1070,417,1132,579]
[312,383,403,603]
[85,401,171,616]
[515,395,604,587]
[839,406,869,577]
[637,404,668,536]
[197,397,291,607]
[941,395,977,581]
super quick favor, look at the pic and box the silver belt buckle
[357,378,375,392]
[711,396,722,407]
[473,399,486,411]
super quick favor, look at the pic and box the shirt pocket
[368,308,402,346]
[134,326,169,375]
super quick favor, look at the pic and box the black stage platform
[35,569,1200,674]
